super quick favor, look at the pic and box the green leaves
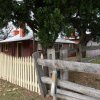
[0,0,13,27]
[37,8,64,48]
[35,1,64,48]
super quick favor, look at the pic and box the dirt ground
[69,71,100,89]
[0,79,43,100]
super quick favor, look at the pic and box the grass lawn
[90,59,100,64]
[0,79,43,100]
[69,57,100,89]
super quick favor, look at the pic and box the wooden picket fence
[0,53,40,94]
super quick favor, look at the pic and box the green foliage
[64,25,75,37]
[36,7,64,48]
[0,0,13,27]
[64,0,100,44]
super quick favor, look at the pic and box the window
[1,44,4,52]
[17,42,22,57]
[5,43,8,51]
[69,44,74,49]
[54,44,62,51]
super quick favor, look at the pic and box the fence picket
[12,56,14,83]
[32,58,35,91]
[3,54,5,79]
[14,57,17,84]
[1,53,3,79]
[19,57,21,86]
[6,55,8,81]
[27,57,29,90]
[25,57,27,89]
[7,55,9,80]
[0,53,1,78]
[22,57,25,88]
[29,57,32,91]
[9,57,12,82]
[20,57,22,87]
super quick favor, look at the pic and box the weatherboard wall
[0,40,37,57]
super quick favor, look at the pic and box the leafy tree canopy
[63,0,100,44]
[0,0,100,48]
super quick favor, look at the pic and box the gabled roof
[0,32,33,43]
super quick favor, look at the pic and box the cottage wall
[0,40,37,57]
[86,40,100,57]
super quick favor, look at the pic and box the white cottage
[86,40,100,57]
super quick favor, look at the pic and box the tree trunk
[78,30,91,59]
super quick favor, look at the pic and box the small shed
[54,38,79,58]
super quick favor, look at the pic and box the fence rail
[38,59,100,74]
[37,58,100,100]
[82,46,100,51]
[0,53,40,94]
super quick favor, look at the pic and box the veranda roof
[55,38,77,44]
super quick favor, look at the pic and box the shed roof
[55,38,77,44]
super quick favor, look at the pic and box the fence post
[47,48,55,77]
[32,52,47,97]
[50,70,57,100]
[60,48,69,80]
[79,44,82,61]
